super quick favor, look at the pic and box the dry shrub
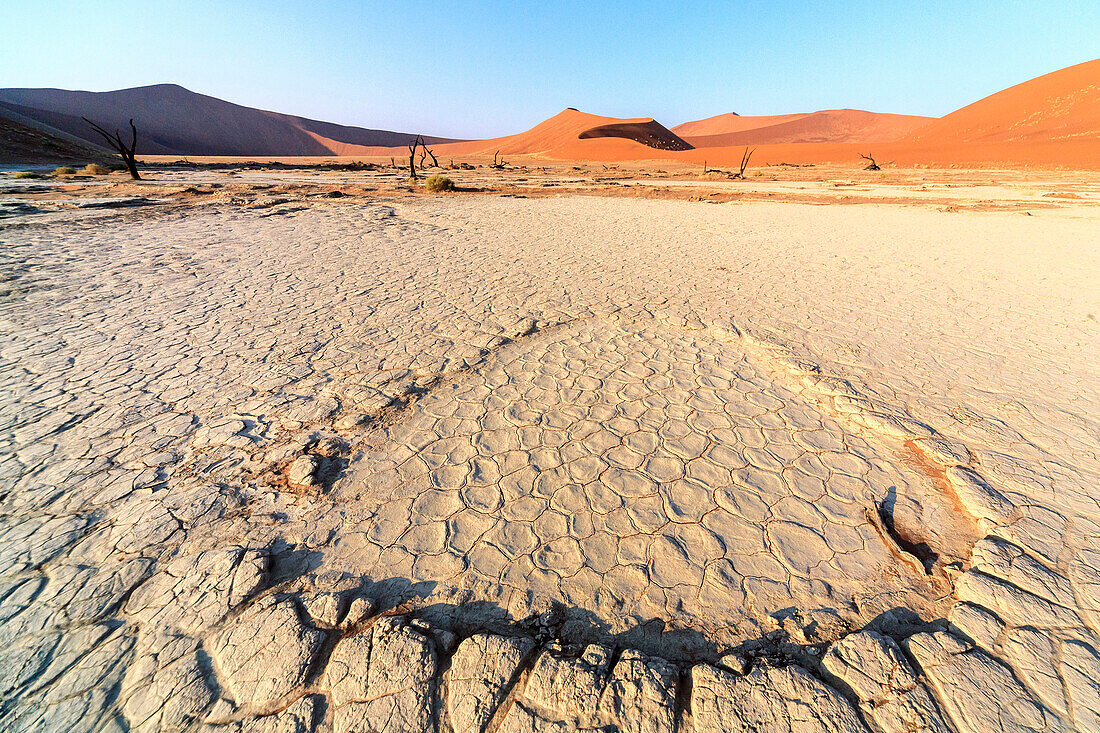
[79,163,110,175]
[425,174,456,192]
[52,166,76,175]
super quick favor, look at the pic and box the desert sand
[672,109,934,146]
[0,160,1098,732]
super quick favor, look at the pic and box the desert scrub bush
[79,163,109,175]
[425,174,456,192]
[14,171,43,179]
[52,166,76,175]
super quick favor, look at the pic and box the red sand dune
[672,112,811,137]
[407,109,691,158]
[693,109,932,146]
[904,57,1100,144]
[12,59,1092,169]
[675,110,933,147]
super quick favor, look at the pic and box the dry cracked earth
[1,181,1099,733]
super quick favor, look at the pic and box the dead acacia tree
[860,153,881,171]
[732,147,755,179]
[406,134,441,179]
[82,117,141,179]
[422,144,439,168]
[490,150,507,169]
[407,135,424,180]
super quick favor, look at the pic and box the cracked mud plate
[327,316,971,646]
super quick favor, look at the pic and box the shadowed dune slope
[578,120,692,150]
[0,108,115,164]
[0,84,459,156]
[904,57,1100,144]
[677,109,934,147]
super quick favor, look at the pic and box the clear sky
[2,1,1097,138]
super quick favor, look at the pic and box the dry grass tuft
[79,163,110,175]
[425,174,456,193]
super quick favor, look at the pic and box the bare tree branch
[82,116,141,179]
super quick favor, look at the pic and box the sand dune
[905,57,1099,144]
[672,112,812,137]
[0,106,114,164]
[4,59,1097,168]
[679,109,933,147]
[410,108,691,157]
[0,84,458,156]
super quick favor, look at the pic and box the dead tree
[423,145,439,168]
[82,117,141,179]
[860,153,881,171]
[732,147,755,179]
[490,150,507,169]
[407,135,425,180]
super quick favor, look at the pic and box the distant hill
[0,84,460,156]
[0,106,115,165]
[674,109,934,147]
[903,57,1100,144]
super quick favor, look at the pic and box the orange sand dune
[905,58,1099,144]
[356,109,690,158]
[672,112,812,137]
[677,110,933,147]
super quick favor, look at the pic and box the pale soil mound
[905,57,1100,144]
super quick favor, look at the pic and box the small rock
[341,595,374,630]
[287,455,319,486]
[718,653,748,675]
[303,591,345,627]
[431,628,458,654]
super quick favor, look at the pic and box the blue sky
[1,1,1097,138]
